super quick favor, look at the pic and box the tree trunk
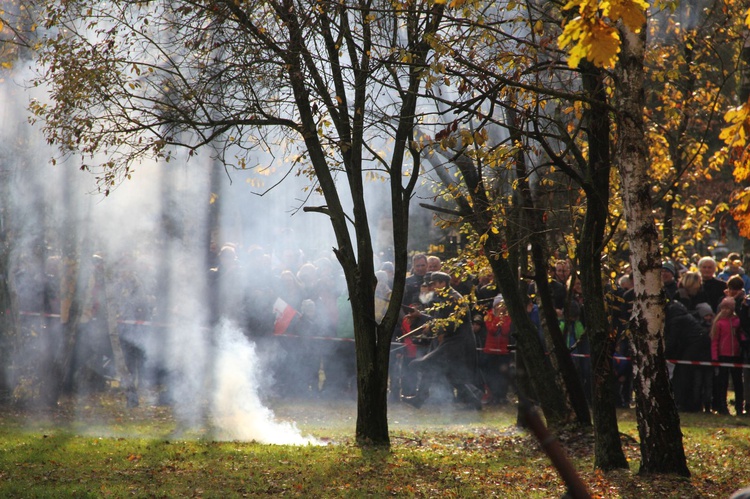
[101,268,139,408]
[282,0,443,446]
[41,170,82,407]
[0,191,15,404]
[579,62,628,470]
[328,234,391,446]
[662,193,674,261]
[615,22,690,477]
[354,312,390,446]
[45,254,81,406]
[486,251,572,427]
[506,104,592,427]
[424,151,574,427]
[740,37,750,103]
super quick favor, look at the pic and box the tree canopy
[2,0,747,473]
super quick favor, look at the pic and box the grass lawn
[1,391,749,498]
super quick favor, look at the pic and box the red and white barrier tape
[18,311,60,318]
[570,353,750,369]
[19,311,169,328]
[17,311,750,368]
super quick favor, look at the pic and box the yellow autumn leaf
[561,0,578,11]
[720,103,750,148]
[567,45,586,68]
[560,16,620,69]
[587,21,620,68]
[605,0,648,32]
[733,159,750,183]
[559,0,646,68]
[474,130,487,146]
[567,0,599,15]
[558,17,585,49]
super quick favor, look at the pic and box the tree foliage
[720,8,750,238]
[27,0,460,446]
[558,0,648,69]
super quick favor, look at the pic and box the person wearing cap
[695,302,714,323]
[402,271,483,410]
[661,261,679,301]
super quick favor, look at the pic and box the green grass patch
[1,394,749,497]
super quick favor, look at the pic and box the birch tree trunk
[614,22,690,477]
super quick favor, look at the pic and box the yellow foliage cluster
[558,0,648,68]
[720,102,750,181]
[731,189,750,238]
[713,8,750,237]
[722,99,750,237]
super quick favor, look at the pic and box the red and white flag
[272,298,299,335]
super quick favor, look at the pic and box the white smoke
[210,321,320,445]
[1,63,327,445]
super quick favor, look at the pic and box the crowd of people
[659,254,750,416]
[9,241,750,415]
[392,252,750,415]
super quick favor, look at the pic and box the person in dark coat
[403,272,483,410]
[676,271,709,312]
[665,299,713,412]
[402,254,428,307]
[661,261,679,301]
[550,259,571,313]
[698,256,727,312]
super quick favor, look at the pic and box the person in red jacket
[711,297,747,415]
[480,295,512,405]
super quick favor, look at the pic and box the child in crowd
[711,297,747,415]
[481,296,512,405]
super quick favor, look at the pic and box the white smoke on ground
[0,65,328,445]
[210,321,320,445]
